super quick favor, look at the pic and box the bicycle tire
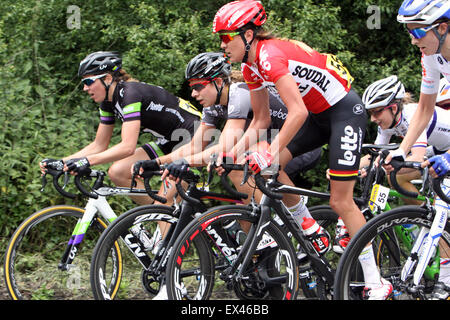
[334,206,450,300]
[166,205,299,300]
[3,205,120,300]
[90,204,187,300]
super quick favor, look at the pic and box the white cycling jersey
[421,53,450,94]
[374,103,450,155]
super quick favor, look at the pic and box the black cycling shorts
[286,89,367,181]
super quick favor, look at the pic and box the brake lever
[63,172,70,190]
[207,153,218,186]
[40,173,48,192]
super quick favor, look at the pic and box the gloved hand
[133,159,161,176]
[388,148,406,162]
[427,153,450,177]
[40,158,64,171]
[65,157,91,175]
[165,158,190,179]
[245,149,272,174]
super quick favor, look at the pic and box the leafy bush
[0,1,423,245]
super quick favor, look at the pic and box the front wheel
[334,206,450,300]
[166,205,298,300]
[90,204,178,300]
[4,205,118,300]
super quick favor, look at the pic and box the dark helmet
[185,52,231,80]
[78,51,122,77]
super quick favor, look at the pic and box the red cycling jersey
[242,39,354,114]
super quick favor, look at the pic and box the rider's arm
[62,123,114,162]
[230,88,272,159]
[185,118,248,166]
[82,120,141,166]
[158,122,212,165]
[398,93,437,156]
[268,74,308,158]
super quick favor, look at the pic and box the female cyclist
[40,51,201,207]
[136,51,323,299]
[211,0,393,299]
[361,75,449,204]
[389,1,450,298]
[387,0,450,179]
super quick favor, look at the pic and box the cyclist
[136,51,322,299]
[210,0,394,299]
[40,51,201,207]
[361,75,449,204]
[384,1,450,299]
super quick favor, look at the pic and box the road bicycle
[334,151,450,300]
[89,165,263,300]
[162,157,355,300]
[3,164,162,300]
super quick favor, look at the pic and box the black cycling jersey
[99,81,201,156]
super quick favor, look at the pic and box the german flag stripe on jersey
[328,169,359,181]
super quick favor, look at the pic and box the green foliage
[0,1,423,245]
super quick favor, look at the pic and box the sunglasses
[189,79,213,92]
[367,103,396,117]
[82,74,107,86]
[407,23,440,39]
[218,31,242,44]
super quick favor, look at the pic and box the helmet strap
[432,25,449,54]
[100,74,116,101]
[213,79,225,105]
[239,29,256,64]
[388,104,401,129]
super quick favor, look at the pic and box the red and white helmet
[213,0,267,33]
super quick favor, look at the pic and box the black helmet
[185,52,231,80]
[78,51,122,77]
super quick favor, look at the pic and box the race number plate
[369,184,390,211]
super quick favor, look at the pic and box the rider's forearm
[399,93,436,155]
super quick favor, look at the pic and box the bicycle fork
[401,199,449,285]
[59,197,116,271]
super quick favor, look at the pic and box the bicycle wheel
[334,206,450,300]
[296,207,339,300]
[90,204,184,300]
[4,205,120,300]
[166,205,298,300]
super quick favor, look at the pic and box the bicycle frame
[58,186,149,271]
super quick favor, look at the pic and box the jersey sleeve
[120,83,143,122]
[200,107,218,127]
[242,64,265,90]
[421,54,441,94]
[99,101,115,125]
[374,127,392,145]
[227,83,252,119]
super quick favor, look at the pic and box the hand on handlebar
[245,150,272,174]
[132,159,161,178]
[421,152,450,178]
[65,157,91,175]
[381,148,406,173]
[161,158,190,183]
[40,158,64,175]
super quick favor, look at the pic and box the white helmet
[397,0,450,24]
[436,77,450,103]
[362,75,406,110]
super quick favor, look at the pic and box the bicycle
[162,157,359,300]
[89,165,261,300]
[334,151,450,300]
[3,164,163,300]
